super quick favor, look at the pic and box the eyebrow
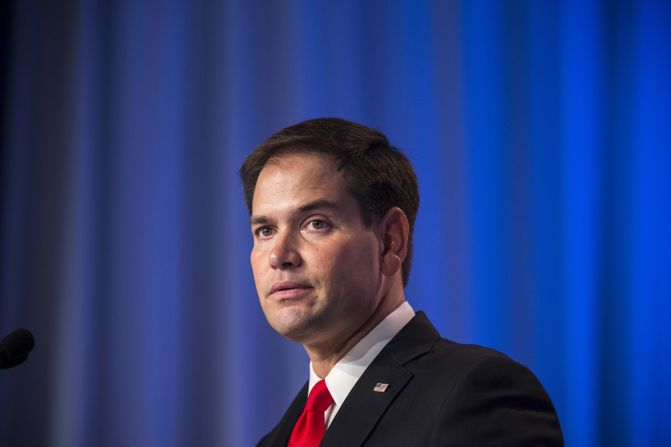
[250,199,340,225]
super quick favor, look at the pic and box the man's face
[250,153,384,348]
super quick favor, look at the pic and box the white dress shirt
[307,301,415,428]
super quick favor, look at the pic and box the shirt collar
[308,301,415,411]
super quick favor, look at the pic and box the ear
[378,207,410,277]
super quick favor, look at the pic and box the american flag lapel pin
[373,383,389,393]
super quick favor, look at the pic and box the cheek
[250,244,265,269]
[250,248,268,286]
[318,238,378,282]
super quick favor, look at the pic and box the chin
[267,307,314,339]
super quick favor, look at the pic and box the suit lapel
[320,361,412,447]
[320,312,440,447]
[259,382,307,447]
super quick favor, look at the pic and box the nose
[269,232,302,269]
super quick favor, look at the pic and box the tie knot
[305,380,333,413]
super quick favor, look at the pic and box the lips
[269,281,312,299]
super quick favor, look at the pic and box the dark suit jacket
[258,312,563,446]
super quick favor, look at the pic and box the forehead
[251,153,352,215]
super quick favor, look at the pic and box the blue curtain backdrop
[1,1,669,446]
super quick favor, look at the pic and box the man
[241,118,563,446]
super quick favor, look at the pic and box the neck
[306,286,406,378]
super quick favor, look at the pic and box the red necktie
[288,379,334,447]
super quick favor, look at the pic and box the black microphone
[0,328,35,369]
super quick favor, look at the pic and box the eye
[304,218,331,232]
[254,226,275,239]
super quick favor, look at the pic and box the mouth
[269,281,312,299]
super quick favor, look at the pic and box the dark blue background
[1,1,669,446]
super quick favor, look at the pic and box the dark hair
[240,118,420,286]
